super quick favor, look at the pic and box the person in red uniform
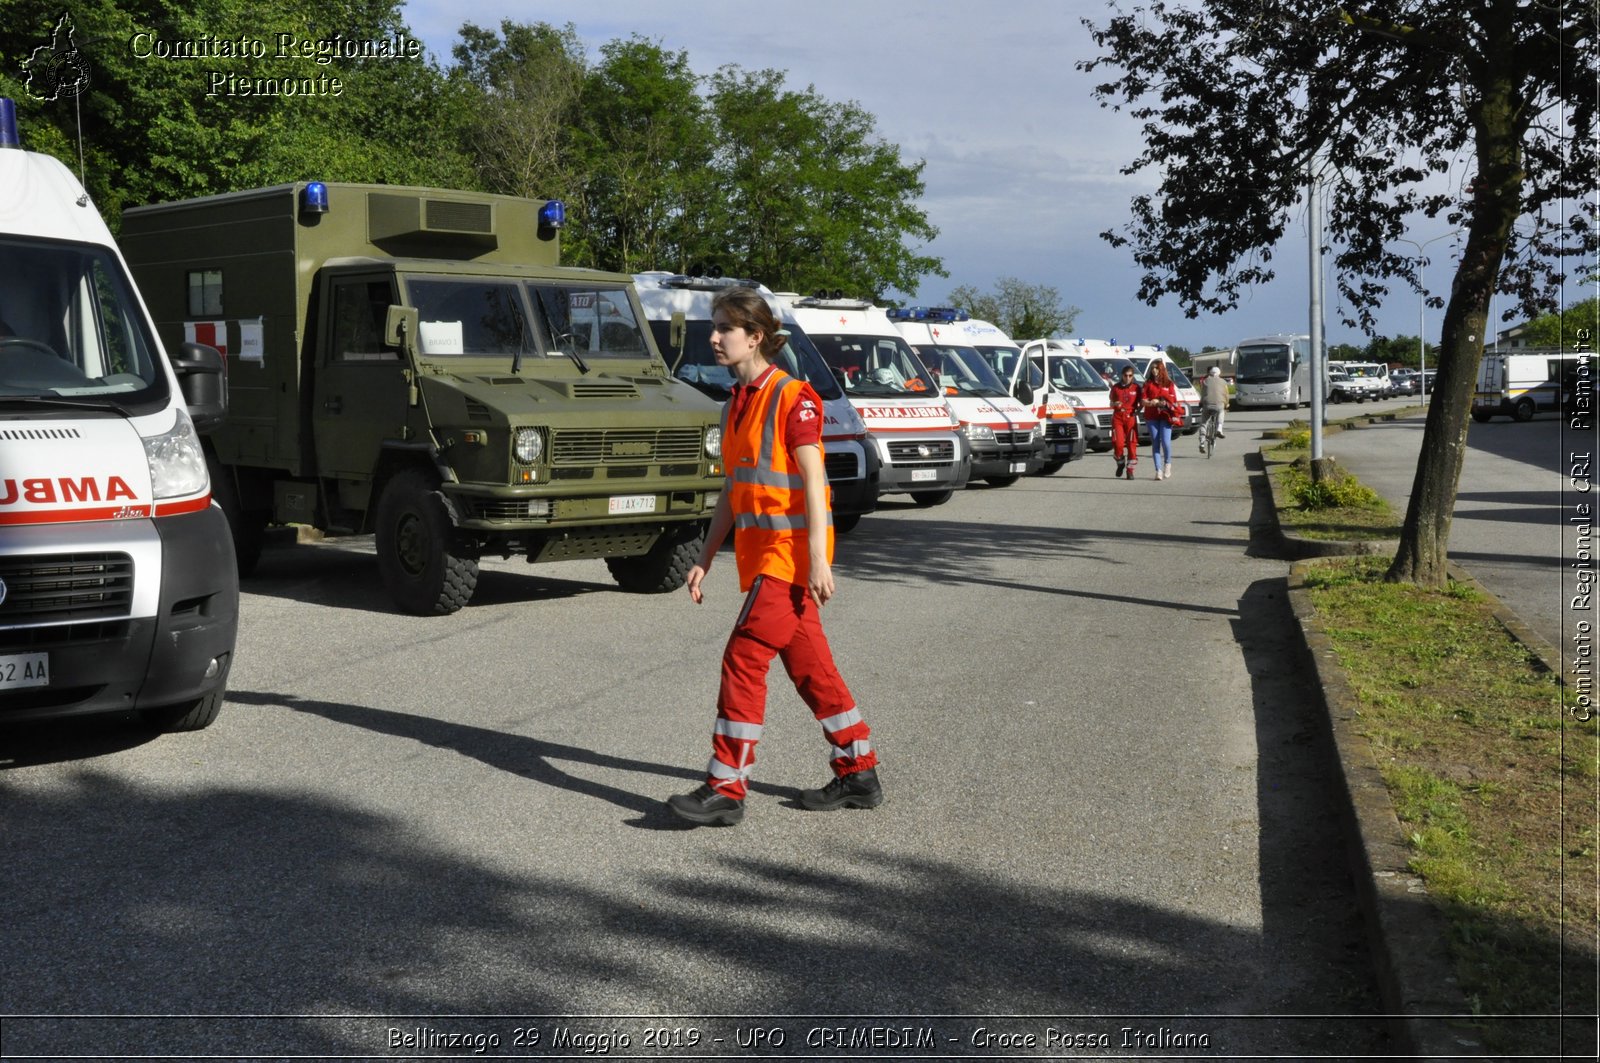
[667,286,882,827]
[1109,364,1142,480]
[1141,360,1181,480]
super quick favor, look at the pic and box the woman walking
[1141,360,1181,480]
[667,286,882,827]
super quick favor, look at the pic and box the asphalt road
[3,410,1400,1060]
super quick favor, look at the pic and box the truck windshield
[403,277,652,361]
[1236,344,1292,384]
[1052,354,1107,391]
[0,236,167,406]
[648,318,844,403]
[915,344,1009,398]
[808,333,938,397]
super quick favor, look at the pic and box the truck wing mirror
[385,305,419,350]
[1014,381,1035,405]
[667,311,686,372]
[170,341,227,433]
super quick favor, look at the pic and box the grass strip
[1301,556,1598,1055]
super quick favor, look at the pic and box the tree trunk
[1385,73,1524,588]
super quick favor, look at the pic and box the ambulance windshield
[914,344,1009,398]
[807,333,939,397]
[0,237,168,408]
[647,318,844,403]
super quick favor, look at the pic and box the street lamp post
[1396,231,1463,399]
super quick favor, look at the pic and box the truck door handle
[324,397,342,414]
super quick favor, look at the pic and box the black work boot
[668,784,745,826]
[799,767,884,811]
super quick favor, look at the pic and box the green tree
[2,1,474,224]
[1363,334,1433,368]
[1083,1,1596,587]
[1515,296,1600,348]
[703,66,942,297]
[1327,342,1365,362]
[946,277,1080,340]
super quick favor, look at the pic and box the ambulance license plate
[1009,461,1028,473]
[911,469,937,482]
[0,652,49,690]
[608,494,657,515]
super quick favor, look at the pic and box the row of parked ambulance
[632,273,1199,530]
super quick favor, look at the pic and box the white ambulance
[954,317,1084,474]
[1019,339,1115,451]
[633,273,879,531]
[888,307,1046,487]
[0,98,237,730]
[777,294,971,506]
[1127,344,1201,435]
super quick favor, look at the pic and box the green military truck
[121,182,722,615]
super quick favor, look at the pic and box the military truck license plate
[0,652,49,690]
[1010,461,1027,473]
[608,495,657,515]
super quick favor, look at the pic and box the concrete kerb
[1266,420,1569,1060]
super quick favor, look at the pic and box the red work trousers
[707,574,876,800]
[1111,414,1139,468]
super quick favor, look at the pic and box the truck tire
[207,455,266,577]
[1514,397,1535,422]
[834,512,863,534]
[375,467,478,615]
[143,690,223,732]
[984,475,1021,488]
[1471,408,1492,423]
[911,489,954,507]
[1037,461,1065,476]
[606,522,705,593]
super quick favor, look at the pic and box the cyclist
[1198,366,1229,453]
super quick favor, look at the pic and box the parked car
[1327,370,1361,403]
[1389,368,1419,395]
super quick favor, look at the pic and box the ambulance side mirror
[171,341,227,433]
[1014,380,1035,405]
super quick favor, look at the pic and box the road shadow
[4,767,1402,1057]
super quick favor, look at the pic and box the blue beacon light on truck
[0,97,20,149]
[299,181,330,215]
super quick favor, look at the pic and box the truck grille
[995,430,1034,446]
[549,427,703,466]
[824,451,862,481]
[0,553,134,625]
[885,439,955,466]
[1045,421,1079,441]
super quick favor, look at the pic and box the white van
[1473,350,1588,422]
[954,317,1084,473]
[633,273,878,531]
[0,98,237,730]
[888,308,1045,487]
[1127,345,1201,435]
[777,294,971,506]
[1019,339,1115,451]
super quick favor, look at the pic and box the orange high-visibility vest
[724,369,834,591]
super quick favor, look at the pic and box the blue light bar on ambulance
[300,181,329,215]
[539,200,567,230]
[0,98,19,149]
[885,307,924,321]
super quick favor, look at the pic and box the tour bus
[1232,334,1314,408]
[776,293,971,507]
[632,272,879,531]
[887,307,1046,487]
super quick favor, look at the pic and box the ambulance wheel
[1038,461,1065,476]
[607,521,705,593]
[143,690,223,732]
[910,490,953,507]
[207,455,265,577]
[375,467,478,615]
[984,475,1020,488]
[1513,398,1535,422]
[834,512,862,534]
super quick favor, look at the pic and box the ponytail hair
[711,286,788,359]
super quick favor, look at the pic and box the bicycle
[1198,406,1221,457]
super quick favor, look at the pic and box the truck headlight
[514,427,544,464]
[962,424,995,443]
[1066,395,1085,408]
[705,426,722,459]
[1030,423,1044,442]
[144,408,209,499]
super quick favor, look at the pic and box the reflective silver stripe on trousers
[829,739,873,760]
[715,719,764,741]
[819,707,864,734]
[708,758,750,781]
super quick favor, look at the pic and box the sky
[398,0,1540,353]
